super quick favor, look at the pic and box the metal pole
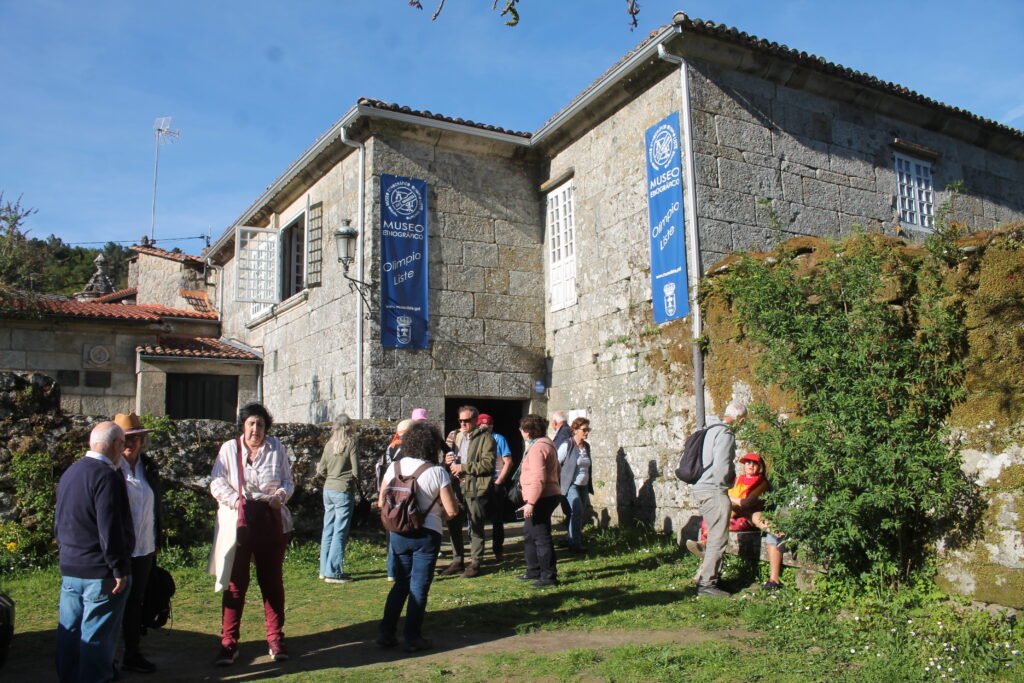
[151,129,160,241]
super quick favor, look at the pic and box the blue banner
[645,112,689,323]
[380,174,429,348]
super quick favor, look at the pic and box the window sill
[245,289,310,329]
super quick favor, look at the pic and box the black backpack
[675,424,725,484]
[379,461,439,534]
[141,565,175,630]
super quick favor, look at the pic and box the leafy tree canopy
[0,194,131,295]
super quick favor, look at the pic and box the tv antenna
[150,116,180,241]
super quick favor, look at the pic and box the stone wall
[0,371,392,545]
[543,71,703,530]
[130,252,206,309]
[1,319,154,416]
[686,57,1024,268]
[216,148,365,424]
[366,129,547,422]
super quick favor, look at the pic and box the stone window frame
[547,179,577,312]
[893,151,935,231]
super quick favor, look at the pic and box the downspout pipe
[340,126,367,419]
[658,37,707,428]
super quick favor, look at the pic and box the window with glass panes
[547,180,576,311]
[894,153,934,229]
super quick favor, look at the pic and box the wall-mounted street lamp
[333,219,373,311]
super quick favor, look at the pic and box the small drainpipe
[340,126,367,419]
[658,38,707,428]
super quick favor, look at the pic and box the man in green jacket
[439,405,496,578]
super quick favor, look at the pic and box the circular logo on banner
[384,181,423,219]
[649,123,679,170]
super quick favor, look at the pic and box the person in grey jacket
[690,402,746,597]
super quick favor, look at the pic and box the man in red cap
[477,414,513,561]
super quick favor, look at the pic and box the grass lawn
[2,526,1021,681]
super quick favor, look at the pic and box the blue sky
[2,0,1021,251]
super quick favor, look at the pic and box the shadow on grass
[5,583,685,681]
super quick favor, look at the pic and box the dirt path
[6,626,760,681]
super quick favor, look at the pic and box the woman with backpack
[376,421,459,653]
[376,418,412,582]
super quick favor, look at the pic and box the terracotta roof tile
[91,287,137,303]
[2,293,217,322]
[357,98,531,138]
[132,245,205,264]
[179,289,214,313]
[137,335,260,361]
[542,16,1023,141]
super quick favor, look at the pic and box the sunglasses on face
[458,418,474,424]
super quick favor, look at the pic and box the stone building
[0,245,259,419]
[204,13,1024,528]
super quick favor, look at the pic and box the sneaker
[532,578,559,588]
[121,651,156,673]
[387,576,395,582]
[696,582,731,597]
[318,574,325,580]
[268,641,289,662]
[462,562,481,578]
[375,635,398,649]
[214,644,238,667]
[324,575,351,584]
[516,574,538,582]
[438,560,464,576]
[763,580,784,591]
[686,540,705,558]
[404,637,433,653]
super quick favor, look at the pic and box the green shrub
[719,233,978,586]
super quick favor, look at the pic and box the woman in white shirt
[209,403,294,666]
[113,412,162,674]
[376,421,459,653]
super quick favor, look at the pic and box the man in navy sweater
[55,421,135,683]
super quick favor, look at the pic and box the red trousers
[221,530,287,647]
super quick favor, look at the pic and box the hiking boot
[214,644,238,667]
[268,640,289,662]
[404,637,433,653]
[462,562,481,578]
[121,651,156,673]
[686,540,705,558]
[696,582,731,597]
[438,560,464,576]
[763,580,784,591]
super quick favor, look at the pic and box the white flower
[850,649,856,654]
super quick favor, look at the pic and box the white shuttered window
[547,180,577,311]
[235,227,278,304]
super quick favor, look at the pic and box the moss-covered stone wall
[688,225,1024,608]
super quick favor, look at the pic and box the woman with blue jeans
[317,414,360,583]
[557,417,593,553]
[376,421,459,653]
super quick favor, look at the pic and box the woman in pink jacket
[517,414,562,587]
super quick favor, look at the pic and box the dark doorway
[444,398,528,463]
[166,373,238,422]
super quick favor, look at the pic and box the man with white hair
[550,411,571,450]
[55,420,135,682]
[690,402,746,597]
